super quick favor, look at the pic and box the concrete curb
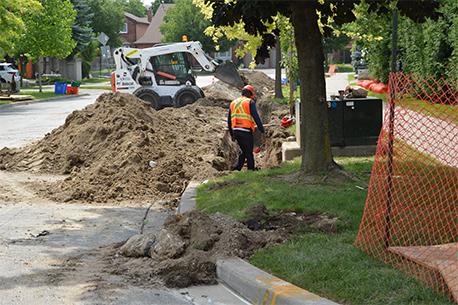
[177,181,200,214]
[217,258,340,305]
[0,93,90,108]
[177,181,341,305]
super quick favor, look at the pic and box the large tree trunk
[291,2,334,174]
[274,34,284,99]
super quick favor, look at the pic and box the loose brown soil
[0,71,291,204]
[0,93,239,203]
[110,206,337,288]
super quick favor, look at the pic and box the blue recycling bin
[54,82,67,94]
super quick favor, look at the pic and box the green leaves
[161,0,232,53]
[18,0,77,60]
[0,0,41,55]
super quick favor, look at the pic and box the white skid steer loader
[112,41,244,109]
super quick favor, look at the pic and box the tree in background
[152,0,174,15]
[122,0,147,17]
[87,0,124,47]
[346,0,457,83]
[204,0,440,177]
[80,40,99,78]
[160,0,231,53]
[18,0,76,92]
[70,0,94,55]
[0,0,41,56]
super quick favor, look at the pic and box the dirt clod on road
[113,206,337,288]
[114,210,287,287]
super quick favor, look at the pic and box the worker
[228,84,265,171]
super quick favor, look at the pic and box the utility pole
[384,8,398,249]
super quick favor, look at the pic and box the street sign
[101,46,111,58]
[98,32,110,46]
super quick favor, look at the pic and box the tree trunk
[274,34,284,99]
[291,2,334,174]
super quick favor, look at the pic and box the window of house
[120,23,128,34]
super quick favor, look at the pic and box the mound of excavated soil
[0,93,239,203]
[199,70,275,110]
[112,207,338,288]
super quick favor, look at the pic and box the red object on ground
[111,72,116,92]
[157,71,177,80]
[281,117,294,128]
[66,86,79,95]
[253,147,261,154]
[359,80,376,89]
[356,80,365,87]
[370,83,388,94]
[356,72,458,302]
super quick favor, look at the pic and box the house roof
[124,12,149,24]
[135,4,174,45]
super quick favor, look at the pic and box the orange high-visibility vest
[230,96,255,132]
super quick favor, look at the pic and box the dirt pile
[199,70,275,110]
[115,210,287,287]
[112,206,338,288]
[0,93,239,203]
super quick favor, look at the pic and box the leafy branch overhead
[202,0,440,63]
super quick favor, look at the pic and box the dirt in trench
[110,206,337,288]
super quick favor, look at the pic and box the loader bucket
[214,62,244,89]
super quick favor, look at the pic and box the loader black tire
[173,87,201,108]
[134,88,162,110]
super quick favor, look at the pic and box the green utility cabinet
[327,97,383,146]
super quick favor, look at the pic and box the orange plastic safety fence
[355,72,458,302]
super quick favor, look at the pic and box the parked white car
[0,63,21,93]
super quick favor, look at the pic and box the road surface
[0,89,249,304]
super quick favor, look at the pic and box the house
[120,12,151,47]
[134,4,174,48]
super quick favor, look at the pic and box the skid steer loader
[112,41,244,109]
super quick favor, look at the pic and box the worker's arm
[227,108,233,137]
[250,100,265,133]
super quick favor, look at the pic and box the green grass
[81,78,110,84]
[196,157,454,305]
[336,63,354,73]
[348,73,356,85]
[21,91,59,100]
[369,91,458,124]
[79,85,111,90]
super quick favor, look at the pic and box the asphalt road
[0,85,249,304]
[0,203,249,305]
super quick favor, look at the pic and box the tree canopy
[87,0,125,47]
[347,0,457,83]
[161,0,232,53]
[122,0,147,17]
[70,0,94,55]
[0,0,41,56]
[18,0,76,61]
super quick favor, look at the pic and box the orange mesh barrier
[355,72,458,302]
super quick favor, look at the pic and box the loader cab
[150,52,196,86]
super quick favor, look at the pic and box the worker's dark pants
[233,130,255,171]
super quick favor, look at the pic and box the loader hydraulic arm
[113,41,243,88]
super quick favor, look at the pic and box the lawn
[369,91,457,124]
[79,85,111,90]
[21,91,59,100]
[81,78,110,84]
[196,157,454,305]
